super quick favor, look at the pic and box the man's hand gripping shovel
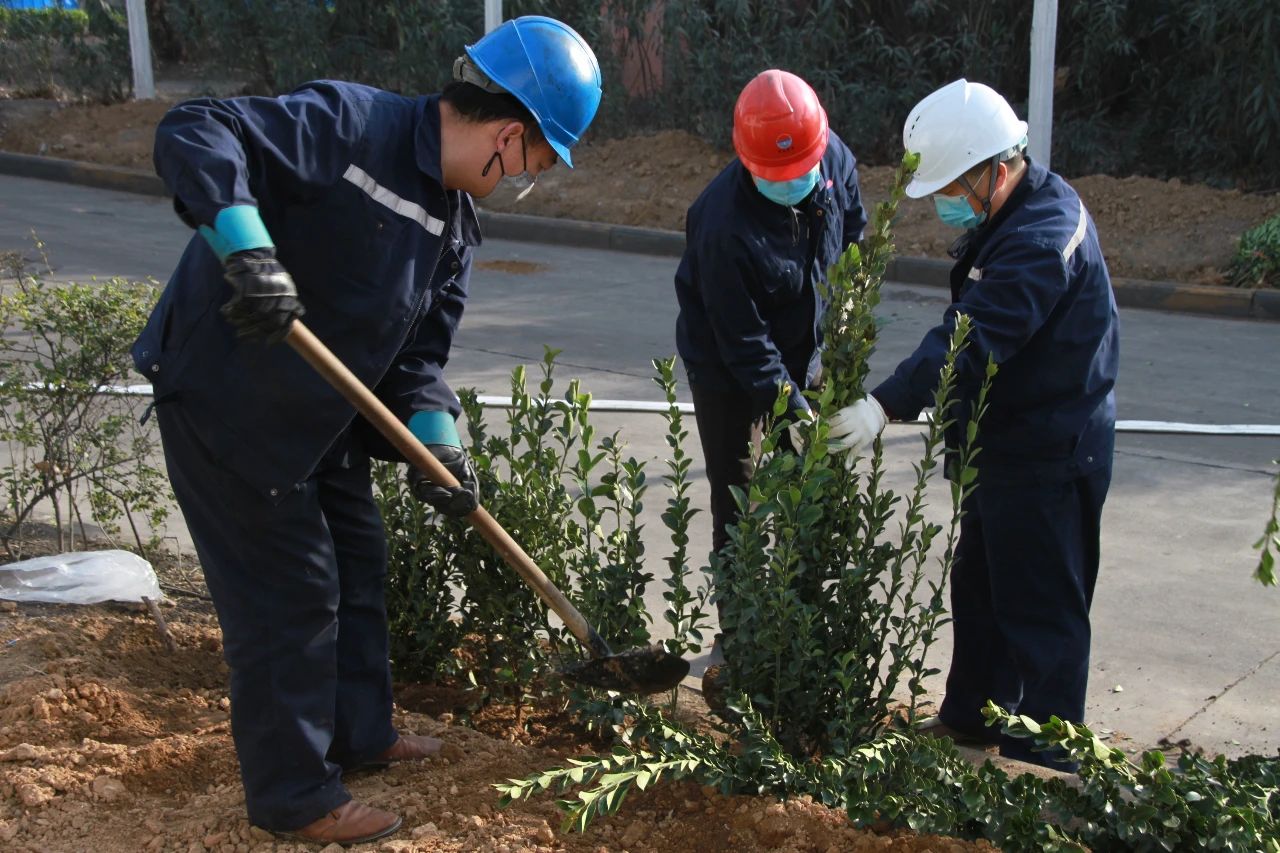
[286,320,690,694]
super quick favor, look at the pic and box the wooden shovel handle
[285,320,611,659]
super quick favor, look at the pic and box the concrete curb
[0,150,167,197]
[3,150,1274,321]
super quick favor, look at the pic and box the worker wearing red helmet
[674,70,866,660]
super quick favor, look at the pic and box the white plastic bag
[0,550,163,604]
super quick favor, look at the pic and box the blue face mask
[753,165,820,207]
[932,193,987,230]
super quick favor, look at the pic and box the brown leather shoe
[373,727,465,758]
[276,800,402,845]
[352,734,464,773]
[378,733,446,762]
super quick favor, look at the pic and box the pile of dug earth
[0,601,988,852]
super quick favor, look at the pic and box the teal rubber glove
[407,411,479,517]
[198,205,275,261]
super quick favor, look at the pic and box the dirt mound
[486,130,726,234]
[5,99,1270,284]
[0,602,989,852]
[1070,173,1279,283]
[483,130,1279,286]
[0,99,170,171]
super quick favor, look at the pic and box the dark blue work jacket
[132,81,480,502]
[674,132,867,415]
[873,159,1119,485]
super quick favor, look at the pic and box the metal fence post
[484,0,502,34]
[124,0,155,100]
[1028,0,1058,168]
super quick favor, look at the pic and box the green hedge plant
[495,147,985,812]
[704,152,989,755]
[1229,214,1280,289]
[499,699,1280,849]
[496,151,1280,850]
[0,1,127,102]
[376,347,710,715]
[0,247,168,558]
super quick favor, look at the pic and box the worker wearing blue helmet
[133,17,600,846]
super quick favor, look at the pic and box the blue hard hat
[463,16,602,168]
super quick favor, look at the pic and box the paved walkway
[3,174,1278,760]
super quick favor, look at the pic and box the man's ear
[495,120,526,150]
[994,161,1009,192]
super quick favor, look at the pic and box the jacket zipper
[402,191,452,345]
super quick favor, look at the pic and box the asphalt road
[3,174,1279,760]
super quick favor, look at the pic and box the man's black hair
[441,81,544,144]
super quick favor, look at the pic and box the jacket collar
[415,94,482,247]
[414,94,446,183]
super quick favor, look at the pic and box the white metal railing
[51,385,1280,437]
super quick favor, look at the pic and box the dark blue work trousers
[938,465,1111,771]
[157,405,397,830]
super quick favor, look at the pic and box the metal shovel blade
[559,644,691,694]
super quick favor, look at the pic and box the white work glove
[826,395,888,455]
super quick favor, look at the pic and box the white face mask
[507,174,537,201]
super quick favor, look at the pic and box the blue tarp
[1,1,80,9]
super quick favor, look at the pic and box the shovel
[286,321,690,694]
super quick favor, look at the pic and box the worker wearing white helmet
[827,79,1120,772]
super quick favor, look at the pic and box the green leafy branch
[817,150,920,409]
[0,249,168,558]
[1253,462,1279,586]
[985,701,1280,851]
[653,356,711,661]
[496,705,735,832]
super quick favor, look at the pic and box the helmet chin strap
[956,155,1001,218]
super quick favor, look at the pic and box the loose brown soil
[2,100,1277,286]
[0,597,994,853]
[0,536,987,853]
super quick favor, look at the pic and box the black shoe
[707,633,726,667]
[701,664,731,718]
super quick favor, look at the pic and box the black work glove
[220,248,305,343]
[409,445,480,517]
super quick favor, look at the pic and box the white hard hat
[902,79,1028,198]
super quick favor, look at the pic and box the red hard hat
[732,70,829,181]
